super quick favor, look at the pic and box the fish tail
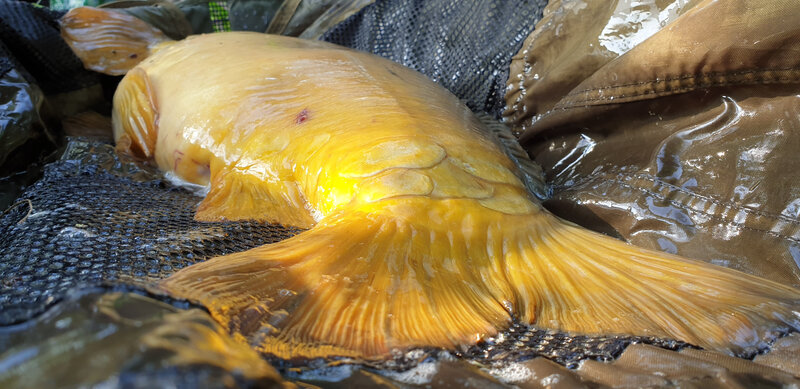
[60,7,172,75]
[159,203,514,359]
[160,200,800,358]
[505,212,800,355]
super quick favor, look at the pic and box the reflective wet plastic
[0,69,46,171]
[0,68,55,210]
[506,0,800,288]
[0,291,287,388]
[1,291,796,388]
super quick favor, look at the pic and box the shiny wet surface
[0,290,286,388]
[3,0,800,385]
[1,291,798,388]
[1,138,799,388]
[506,0,800,289]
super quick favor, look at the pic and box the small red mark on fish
[295,109,310,124]
[173,150,184,171]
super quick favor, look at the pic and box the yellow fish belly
[63,8,800,360]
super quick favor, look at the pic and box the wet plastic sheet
[0,291,286,388]
[505,0,800,288]
[0,0,105,207]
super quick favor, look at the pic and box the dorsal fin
[60,7,173,75]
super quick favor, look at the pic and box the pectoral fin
[195,164,317,229]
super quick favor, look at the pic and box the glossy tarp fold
[505,0,800,287]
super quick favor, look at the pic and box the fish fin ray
[163,195,800,357]
[60,7,171,75]
[160,206,512,359]
[195,165,316,229]
[507,213,800,354]
[112,67,157,159]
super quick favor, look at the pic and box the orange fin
[194,164,317,229]
[160,204,513,359]
[60,7,171,75]
[161,198,800,359]
[504,213,800,355]
[112,67,158,159]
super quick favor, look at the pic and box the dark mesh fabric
[461,323,691,369]
[0,1,98,94]
[0,139,302,325]
[387,322,693,370]
[321,0,548,117]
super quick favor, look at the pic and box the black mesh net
[0,1,97,94]
[0,139,301,325]
[444,322,689,369]
[322,0,548,117]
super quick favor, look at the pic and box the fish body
[115,32,535,228]
[62,7,800,360]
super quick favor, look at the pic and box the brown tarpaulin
[506,0,800,288]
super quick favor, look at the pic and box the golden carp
[62,7,800,360]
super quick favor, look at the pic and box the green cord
[208,1,232,32]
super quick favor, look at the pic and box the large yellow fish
[62,7,800,360]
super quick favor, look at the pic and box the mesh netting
[449,322,689,369]
[321,0,548,117]
[0,1,97,94]
[0,139,301,325]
